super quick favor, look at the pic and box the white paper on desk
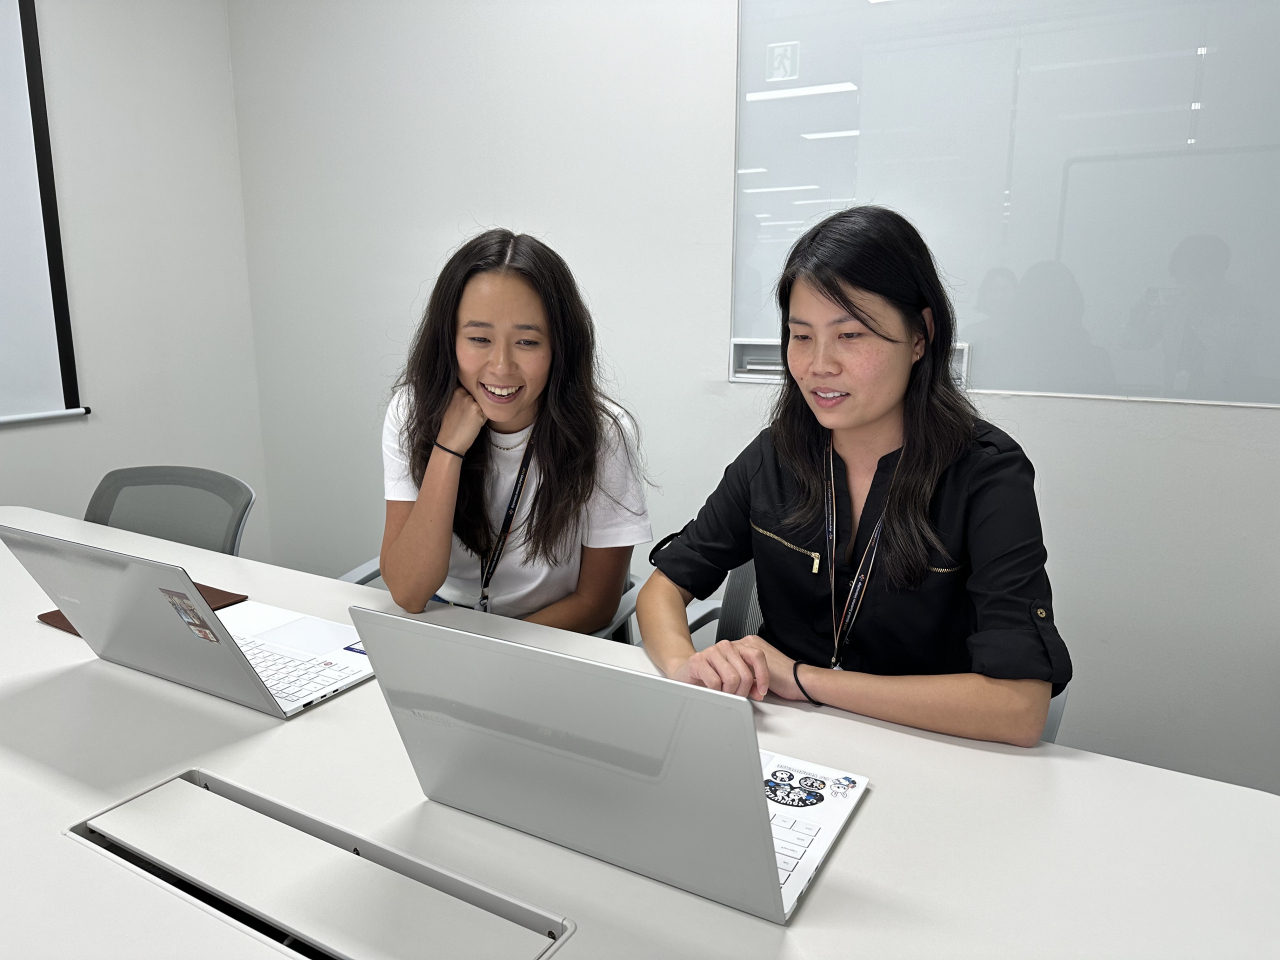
[760,750,869,904]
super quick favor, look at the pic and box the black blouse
[650,422,1072,694]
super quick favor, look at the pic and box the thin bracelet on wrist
[793,660,823,706]
[433,439,465,460]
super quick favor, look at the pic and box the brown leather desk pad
[38,584,248,638]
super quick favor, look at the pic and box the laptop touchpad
[256,617,358,657]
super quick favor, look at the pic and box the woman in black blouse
[637,207,1071,747]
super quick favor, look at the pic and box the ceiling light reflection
[742,185,820,193]
[745,82,856,102]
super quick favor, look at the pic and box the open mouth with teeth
[812,389,850,408]
[480,383,524,403]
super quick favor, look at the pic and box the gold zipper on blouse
[928,565,962,573]
[751,521,821,573]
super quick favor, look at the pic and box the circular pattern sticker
[798,776,826,791]
[764,777,824,807]
[770,770,794,783]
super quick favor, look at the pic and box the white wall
[225,0,766,577]
[0,0,275,560]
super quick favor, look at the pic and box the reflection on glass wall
[732,0,1280,405]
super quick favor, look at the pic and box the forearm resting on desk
[796,667,1052,748]
[639,569,1050,745]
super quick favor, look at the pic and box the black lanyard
[824,434,886,668]
[477,442,535,613]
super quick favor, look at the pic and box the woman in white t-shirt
[380,228,651,631]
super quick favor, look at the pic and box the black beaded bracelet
[433,440,465,460]
[793,660,823,706]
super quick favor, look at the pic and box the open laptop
[349,605,869,924]
[0,525,372,719]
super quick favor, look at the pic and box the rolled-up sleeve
[964,448,1073,694]
[649,440,761,600]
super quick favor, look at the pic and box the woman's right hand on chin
[438,385,488,454]
[670,639,770,701]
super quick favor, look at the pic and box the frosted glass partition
[732,0,1280,405]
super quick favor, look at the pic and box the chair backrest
[716,560,764,643]
[601,574,637,645]
[1042,686,1069,744]
[85,466,256,556]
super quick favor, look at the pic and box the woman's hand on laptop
[671,639,769,700]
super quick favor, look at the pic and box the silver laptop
[0,525,372,719]
[349,605,869,923]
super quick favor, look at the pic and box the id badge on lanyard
[825,435,885,668]
[478,444,535,613]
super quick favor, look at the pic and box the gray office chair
[339,561,640,645]
[1042,687,1069,744]
[593,575,639,644]
[686,559,1070,744]
[85,466,256,556]
[341,557,381,586]
[684,559,762,647]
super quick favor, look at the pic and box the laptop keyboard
[771,813,821,886]
[235,637,360,704]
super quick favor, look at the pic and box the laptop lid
[349,605,787,923]
[0,524,283,718]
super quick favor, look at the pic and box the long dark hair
[396,229,630,565]
[772,206,976,589]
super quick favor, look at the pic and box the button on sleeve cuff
[966,599,1073,695]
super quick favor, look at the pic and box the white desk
[1,506,1277,958]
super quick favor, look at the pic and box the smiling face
[455,271,552,434]
[786,279,927,441]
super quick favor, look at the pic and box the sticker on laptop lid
[159,588,219,643]
[830,776,858,798]
[763,765,860,808]
[761,752,868,814]
[344,641,367,655]
[765,767,825,807]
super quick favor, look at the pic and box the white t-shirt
[382,392,652,618]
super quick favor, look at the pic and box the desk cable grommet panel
[67,769,575,960]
